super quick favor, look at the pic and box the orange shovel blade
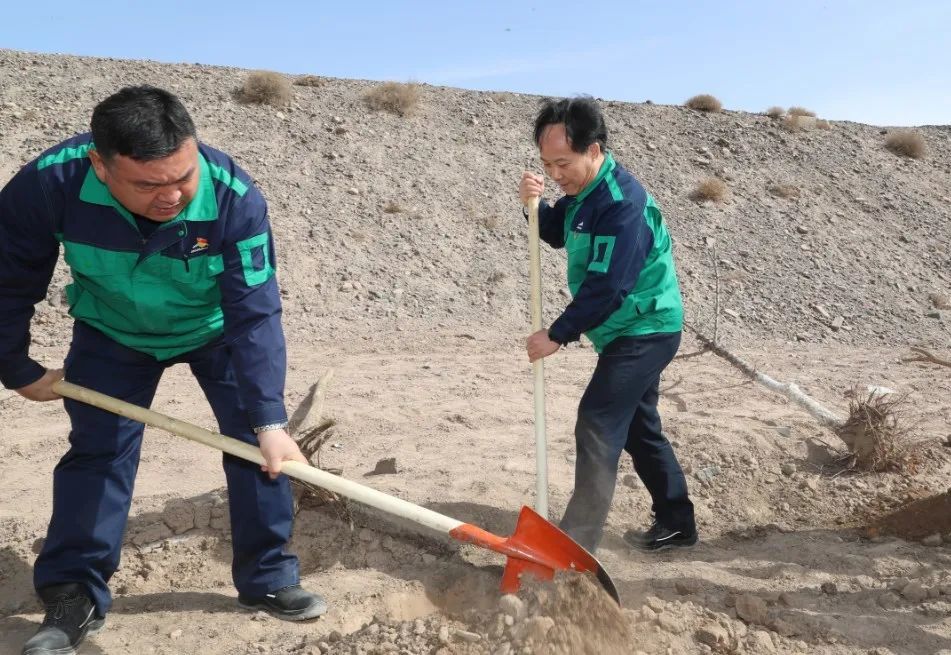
[449,505,620,604]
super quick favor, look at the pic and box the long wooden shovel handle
[51,380,462,535]
[526,196,549,519]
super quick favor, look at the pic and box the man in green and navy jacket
[0,87,325,655]
[520,97,696,554]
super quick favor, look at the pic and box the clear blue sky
[2,0,948,126]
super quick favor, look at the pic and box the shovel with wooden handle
[51,379,619,603]
[526,196,549,520]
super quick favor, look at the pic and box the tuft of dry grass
[690,177,728,203]
[685,94,722,113]
[782,114,817,132]
[787,106,817,117]
[835,389,915,472]
[364,82,420,116]
[768,184,801,199]
[383,201,404,214]
[294,75,325,88]
[237,71,293,106]
[766,106,785,119]
[885,130,926,159]
[815,119,831,130]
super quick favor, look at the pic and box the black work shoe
[22,583,104,655]
[238,584,327,621]
[624,522,698,552]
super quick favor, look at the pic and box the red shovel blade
[449,505,620,604]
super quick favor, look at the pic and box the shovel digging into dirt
[52,379,620,604]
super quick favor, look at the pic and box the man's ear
[587,142,602,159]
[88,148,108,181]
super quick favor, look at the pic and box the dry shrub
[383,201,404,214]
[816,119,831,130]
[766,106,785,119]
[782,114,815,132]
[768,184,801,199]
[685,94,722,112]
[885,130,926,159]
[835,389,915,472]
[788,106,816,117]
[294,75,325,87]
[690,177,728,203]
[237,71,293,106]
[364,81,420,116]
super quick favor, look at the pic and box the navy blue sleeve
[218,189,288,429]
[0,165,59,389]
[537,198,568,249]
[548,200,653,345]
[524,198,568,249]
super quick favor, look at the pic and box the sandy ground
[1,328,949,654]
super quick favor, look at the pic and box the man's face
[538,123,601,196]
[89,138,200,221]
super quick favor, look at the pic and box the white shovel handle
[526,196,549,519]
[52,380,462,535]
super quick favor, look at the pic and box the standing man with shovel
[519,97,697,554]
[0,86,325,655]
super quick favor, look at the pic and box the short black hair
[533,96,608,154]
[91,85,197,161]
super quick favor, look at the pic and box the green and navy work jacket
[540,152,684,352]
[0,133,288,428]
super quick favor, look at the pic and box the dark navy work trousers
[559,331,695,552]
[34,321,298,615]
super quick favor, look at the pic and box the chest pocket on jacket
[565,231,591,289]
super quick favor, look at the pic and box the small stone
[820,582,837,595]
[621,474,639,488]
[901,581,928,602]
[646,596,666,612]
[735,594,769,625]
[413,619,426,635]
[831,316,845,330]
[813,304,831,319]
[518,616,554,643]
[369,457,398,475]
[926,310,943,319]
[453,629,481,643]
[675,579,703,595]
[929,293,951,310]
[696,625,729,647]
[438,625,450,644]
[169,629,183,639]
[498,594,526,620]
[275,112,285,120]
[922,533,942,547]
[347,187,360,196]
[796,225,810,234]
[724,308,740,319]
[775,426,792,438]
[801,477,819,492]
[748,630,776,652]
[132,522,173,546]
[639,606,658,622]
[695,465,721,484]
[646,142,657,151]
[162,499,195,534]
[780,463,796,476]
[657,613,686,634]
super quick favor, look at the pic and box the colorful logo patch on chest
[190,237,209,254]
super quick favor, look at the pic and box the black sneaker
[624,522,698,552]
[238,584,327,621]
[22,583,104,655]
